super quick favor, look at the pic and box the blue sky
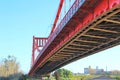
[0,0,120,74]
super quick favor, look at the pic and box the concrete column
[48,76,50,80]
[39,77,43,80]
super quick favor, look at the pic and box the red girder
[29,0,120,76]
[50,0,64,34]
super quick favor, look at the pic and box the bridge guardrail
[34,0,85,65]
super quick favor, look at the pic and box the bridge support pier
[39,77,43,80]
[38,74,51,80]
[47,75,50,80]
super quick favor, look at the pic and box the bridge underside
[34,4,120,76]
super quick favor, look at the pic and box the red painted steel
[32,36,47,65]
[50,0,64,34]
[29,0,120,76]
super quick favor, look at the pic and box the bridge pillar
[47,75,50,80]
[38,75,50,80]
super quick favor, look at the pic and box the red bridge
[29,0,120,77]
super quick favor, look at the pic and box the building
[84,66,104,75]
[84,68,89,74]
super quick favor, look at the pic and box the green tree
[19,74,28,80]
[54,68,73,80]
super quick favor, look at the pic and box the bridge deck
[29,0,120,76]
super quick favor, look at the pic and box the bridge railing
[55,0,85,36]
[47,0,85,49]
[34,0,85,65]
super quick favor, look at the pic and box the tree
[54,68,73,80]
[0,55,21,80]
[19,74,27,80]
